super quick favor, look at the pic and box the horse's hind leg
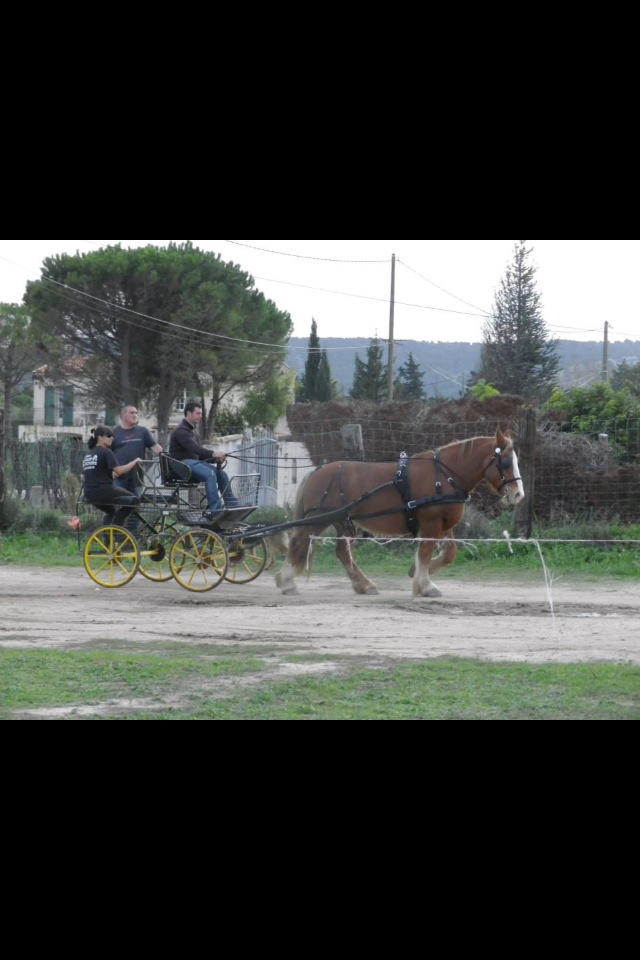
[413,531,459,598]
[428,532,458,576]
[335,527,379,595]
[275,529,314,595]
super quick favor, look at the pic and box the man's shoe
[202,509,222,522]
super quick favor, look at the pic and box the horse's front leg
[336,528,379,595]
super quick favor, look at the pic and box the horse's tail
[282,471,318,580]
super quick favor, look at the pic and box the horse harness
[303,454,470,538]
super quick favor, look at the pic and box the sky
[0,239,638,344]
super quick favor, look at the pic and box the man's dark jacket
[169,419,214,462]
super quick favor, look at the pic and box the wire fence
[5,417,640,531]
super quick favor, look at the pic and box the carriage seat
[159,454,198,486]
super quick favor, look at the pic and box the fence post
[513,406,536,538]
[341,424,365,460]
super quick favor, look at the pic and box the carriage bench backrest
[159,454,197,486]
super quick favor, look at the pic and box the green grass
[307,532,640,579]
[1,648,638,720]
[0,532,81,566]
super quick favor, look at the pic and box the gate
[237,430,278,506]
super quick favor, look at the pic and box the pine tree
[298,319,334,402]
[479,241,560,401]
[350,338,387,401]
[394,352,425,400]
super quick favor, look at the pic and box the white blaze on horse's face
[505,450,525,505]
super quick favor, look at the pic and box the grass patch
[0,532,81,566]
[0,648,264,715]
[1,649,638,721]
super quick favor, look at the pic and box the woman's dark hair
[88,425,114,449]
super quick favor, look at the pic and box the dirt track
[2,566,639,665]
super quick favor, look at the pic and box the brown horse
[275,428,524,598]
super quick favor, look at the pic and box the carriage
[77,455,267,592]
[76,430,524,598]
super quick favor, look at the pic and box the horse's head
[483,429,525,505]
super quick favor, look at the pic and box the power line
[222,240,387,263]
[397,259,491,316]
[252,274,487,318]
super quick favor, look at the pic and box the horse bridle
[485,447,522,493]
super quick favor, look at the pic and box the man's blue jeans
[182,462,239,510]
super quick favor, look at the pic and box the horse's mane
[408,434,512,464]
[438,435,512,450]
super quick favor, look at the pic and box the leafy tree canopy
[545,382,640,460]
[24,242,293,439]
[469,379,501,401]
[1,302,50,528]
[611,359,640,398]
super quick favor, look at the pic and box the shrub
[1,501,70,535]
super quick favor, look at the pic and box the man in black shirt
[169,401,239,518]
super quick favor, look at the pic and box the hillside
[285,338,640,399]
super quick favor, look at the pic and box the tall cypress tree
[394,352,426,400]
[480,241,560,401]
[299,319,334,402]
[350,338,387,401]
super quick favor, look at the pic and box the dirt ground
[2,565,639,666]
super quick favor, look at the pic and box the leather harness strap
[393,452,420,537]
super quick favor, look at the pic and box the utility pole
[387,253,396,401]
[602,321,610,382]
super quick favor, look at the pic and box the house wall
[212,430,314,511]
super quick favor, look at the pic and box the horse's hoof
[423,586,443,598]
[413,584,443,598]
[282,586,299,596]
[364,586,380,596]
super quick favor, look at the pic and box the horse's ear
[496,427,509,450]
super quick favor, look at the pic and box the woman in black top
[82,426,143,528]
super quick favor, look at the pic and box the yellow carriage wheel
[225,530,268,584]
[84,526,139,588]
[138,529,176,583]
[169,528,228,593]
